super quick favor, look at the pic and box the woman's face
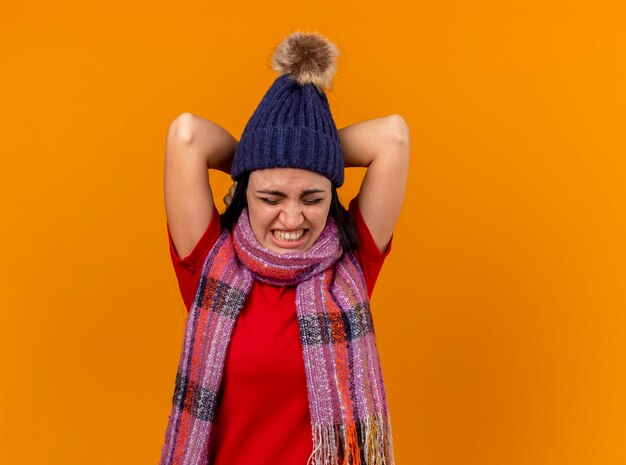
[246,168,332,254]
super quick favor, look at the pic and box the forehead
[249,168,331,192]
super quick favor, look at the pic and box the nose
[279,203,304,230]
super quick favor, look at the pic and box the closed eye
[259,197,281,205]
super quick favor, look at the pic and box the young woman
[160,32,409,465]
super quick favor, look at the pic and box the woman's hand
[223,181,238,208]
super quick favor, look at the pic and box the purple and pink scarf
[160,209,395,465]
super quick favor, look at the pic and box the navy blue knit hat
[231,31,344,186]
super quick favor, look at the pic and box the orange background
[2,1,625,464]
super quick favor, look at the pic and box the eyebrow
[256,189,327,197]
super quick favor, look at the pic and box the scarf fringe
[306,411,395,465]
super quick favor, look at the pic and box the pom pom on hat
[271,31,340,93]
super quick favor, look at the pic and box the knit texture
[231,74,345,186]
[159,209,395,465]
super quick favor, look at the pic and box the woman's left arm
[338,114,410,253]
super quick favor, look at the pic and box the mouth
[272,229,305,241]
[270,229,308,248]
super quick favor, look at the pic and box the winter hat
[231,31,345,186]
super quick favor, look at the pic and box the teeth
[273,230,304,241]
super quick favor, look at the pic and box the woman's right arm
[164,112,237,258]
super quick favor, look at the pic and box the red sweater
[166,196,392,465]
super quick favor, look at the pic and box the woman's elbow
[167,112,198,145]
[384,114,410,170]
[386,114,410,149]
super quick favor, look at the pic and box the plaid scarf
[160,208,395,465]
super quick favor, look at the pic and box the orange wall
[2,1,625,464]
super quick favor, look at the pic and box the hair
[220,171,359,254]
